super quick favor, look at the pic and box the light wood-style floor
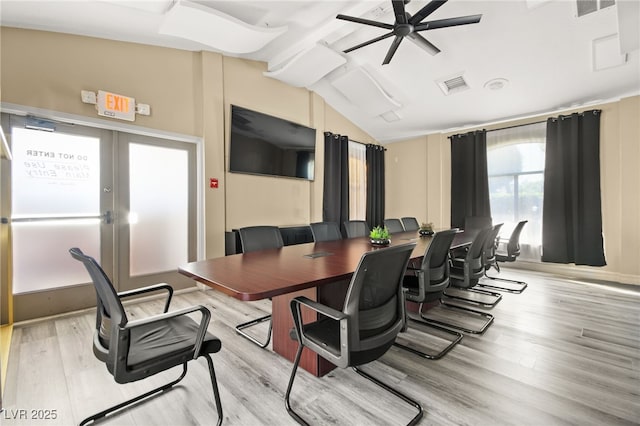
[2,268,639,425]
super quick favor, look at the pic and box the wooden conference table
[179,230,472,377]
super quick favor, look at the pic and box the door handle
[102,211,113,224]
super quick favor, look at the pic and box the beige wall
[385,132,450,229]
[0,27,377,261]
[2,27,636,286]
[385,95,640,285]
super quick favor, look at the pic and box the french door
[3,114,197,321]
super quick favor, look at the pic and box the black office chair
[384,218,405,234]
[394,229,463,360]
[444,224,503,308]
[69,248,223,426]
[421,227,495,334]
[342,220,370,238]
[236,225,284,348]
[401,217,420,232]
[464,216,492,232]
[285,243,422,425]
[309,221,342,242]
[479,220,528,293]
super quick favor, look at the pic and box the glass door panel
[117,133,196,291]
[12,219,100,293]
[129,143,189,276]
[10,124,106,294]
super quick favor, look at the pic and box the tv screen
[229,105,316,180]
[229,105,316,181]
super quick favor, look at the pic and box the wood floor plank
[2,268,639,425]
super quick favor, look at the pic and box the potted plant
[419,222,434,236]
[369,225,391,246]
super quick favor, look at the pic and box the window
[348,141,366,220]
[487,122,546,260]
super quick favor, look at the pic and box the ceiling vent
[576,0,615,18]
[436,74,470,95]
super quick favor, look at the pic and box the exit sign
[97,90,135,121]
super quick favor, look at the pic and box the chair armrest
[126,305,211,359]
[291,296,346,321]
[290,296,349,365]
[118,283,173,313]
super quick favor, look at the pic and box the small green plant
[370,225,390,240]
[420,222,434,231]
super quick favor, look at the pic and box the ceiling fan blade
[344,32,395,54]
[382,36,404,65]
[407,32,440,56]
[409,0,448,25]
[392,0,408,24]
[414,14,482,31]
[336,14,394,30]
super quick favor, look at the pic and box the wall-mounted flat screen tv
[229,105,316,181]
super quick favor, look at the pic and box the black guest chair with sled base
[285,243,422,425]
[421,227,496,334]
[478,220,529,293]
[69,247,223,426]
[235,225,284,348]
[444,224,503,308]
[394,228,463,360]
[309,221,343,242]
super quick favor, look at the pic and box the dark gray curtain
[322,132,349,225]
[366,144,385,229]
[542,110,606,266]
[450,130,491,229]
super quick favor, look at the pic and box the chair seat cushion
[495,254,515,262]
[128,315,221,369]
[403,275,419,295]
[302,317,341,357]
[402,276,444,303]
[450,257,465,269]
[294,316,395,367]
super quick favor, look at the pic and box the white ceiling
[1,0,639,143]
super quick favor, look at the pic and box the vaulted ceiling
[1,0,639,142]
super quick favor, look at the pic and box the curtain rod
[324,132,386,150]
[453,108,602,138]
[450,119,546,138]
[486,120,546,133]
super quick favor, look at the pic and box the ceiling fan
[336,0,482,65]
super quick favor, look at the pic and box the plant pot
[419,230,434,236]
[370,238,390,246]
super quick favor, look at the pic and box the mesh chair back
[343,220,370,238]
[404,229,458,304]
[421,229,459,290]
[483,223,503,268]
[507,220,528,257]
[383,218,405,234]
[310,222,342,242]
[239,226,284,253]
[69,248,126,362]
[401,217,420,232]
[465,227,493,277]
[464,216,492,232]
[342,243,415,364]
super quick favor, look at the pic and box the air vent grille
[444,76,467,91]
[577,0,615,17]
[436,74,470,95]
